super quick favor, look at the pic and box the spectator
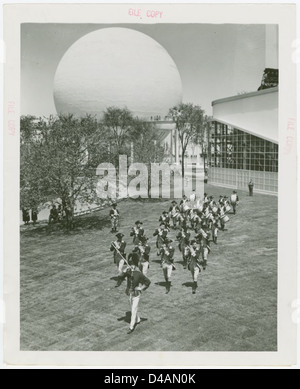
[31,207,38,225]
[22,208,30,225]
[248,179,254,196]
[49,205,58,224]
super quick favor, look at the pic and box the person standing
[159,211,170,229]
[116,255,151,334]
[230,190,239,215]
[22,208,30,225]
[248,179,254,196]
[187,240,202,294]
[201,225,211,270]
[49,205,58,224]
[160,238,175,293]
[169,201,180,229]
[153,223,169,256]
[212,221,219,244]
[110,233,127,277]
[137,236,151,276]
[130,221,145,245]
[176,228,191,269]
[31,207,38,225]
[109,202,120,233]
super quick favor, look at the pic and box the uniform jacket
[153,228,168,247]
[119,267,151,294]
[110,208,119,218]
[130,226,145,245]
[138,244,151,262]
[160,244,175,265]
[110,240,126,263]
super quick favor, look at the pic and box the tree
[103,107,136,166]
[169,103,205,178]
[192,114,211,171]
[130,120,166,197]
[20,114,107,228]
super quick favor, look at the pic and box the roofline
[211,86,278,106]
[209,118,278,144]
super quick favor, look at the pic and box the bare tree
[169,103,205,178]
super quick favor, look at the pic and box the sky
[21,23,268,117]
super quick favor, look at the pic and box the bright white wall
[212,87,278,143]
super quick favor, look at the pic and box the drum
[212,206,218,213]
[225,205,231,212]
[221,215,230,223]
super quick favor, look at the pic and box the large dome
[53,28,183,119]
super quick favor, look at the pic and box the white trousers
[191,266,200,282]
[140,262,149,276]
[129,294,141,330]
[118,258,125,275]
[162,263,173,281]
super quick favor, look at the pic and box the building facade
[208,87,278,195]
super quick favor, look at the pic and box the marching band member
[130,220,145,245]
[153,223,169,256]
[116,255,151,334]
[230,190,239,215]
[200,224,211,270]
[177,211,187,231]
[203,193,209,204]
[159,211,170,228]
[189,190,196,202]
[110,233,127,276]
[137,236,151,276]
[180,194,188,208]
[187,239,202,294]
[169,200,180,229]
[190,209,201,232]
[212,221,219,244]
[218,205,226,231]
[218,195,224,206]
[160,238,175,293]
[109,202,120,232]
[176,228,191,269]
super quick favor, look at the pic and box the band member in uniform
[110,233,127,276]
[189,189,196,202]
[116,255,151,334]
[218,205,226,231]
[153,223,169,256]
[109,202,120,232]
[230,190,239,215]
[169,200,180,229]
[201,225,211,270]
[203,193,209,204]
[159,211,170,228]
[130,220,145,245]
[212,221,219,244]
[160,238,175,293]
[179,195,189,214]
[190,209,201,232]
[137,236,151,276]
[176,228,191,269]
[187,239,202,294]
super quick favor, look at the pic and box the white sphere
[53,28,183,119]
